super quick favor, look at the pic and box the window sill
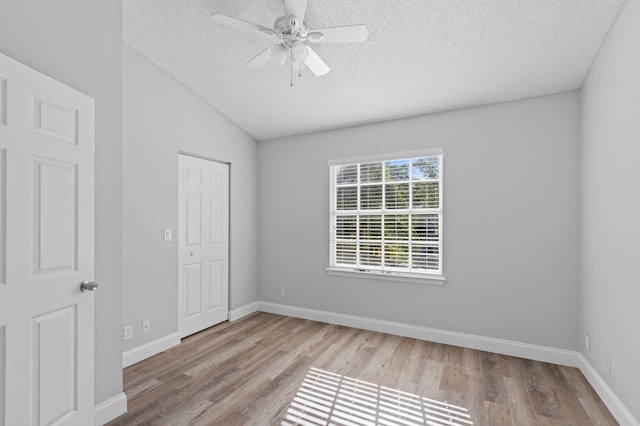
[326,267,446,285]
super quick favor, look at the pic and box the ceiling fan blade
[284,0,308,22]
[272,44,289,67]
[303,46,330,76]
[212,13,275,36]
[308,25,369,43]
[247,45,280,68]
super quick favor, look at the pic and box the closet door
[178,154,229,338]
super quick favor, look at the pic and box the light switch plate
[163,228,172,242]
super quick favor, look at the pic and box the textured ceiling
[123,0,625,141]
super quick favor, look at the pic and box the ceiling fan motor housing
[274,15,308,41]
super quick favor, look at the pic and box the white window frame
[327,148,445,285]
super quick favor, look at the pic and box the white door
[178,154,229,338]
[0,52,95,425]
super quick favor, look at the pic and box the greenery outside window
[328,149,444,284]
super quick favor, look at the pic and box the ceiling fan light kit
[211,0,368,86]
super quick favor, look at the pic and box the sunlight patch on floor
[282,367,473,426]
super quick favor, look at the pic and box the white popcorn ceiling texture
[123,0,625,141]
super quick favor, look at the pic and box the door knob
[80,280,99,292]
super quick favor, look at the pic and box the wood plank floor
[107,312,617,425]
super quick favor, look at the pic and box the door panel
[33,158,77,274]
[179,154,229,338]
[0,148,5,285]
[32,306,77,425]
[207,260,223,310]
[31,94,78,145]
[207,169,222,188]
[0,77,7,125]
[208,196,223,244]
[0,52,95,425]
[186,167,201,185]
[186,195,202,246]
[185,263,202,318]
[0,325,4,426]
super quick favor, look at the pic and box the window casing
[328,149,444,283]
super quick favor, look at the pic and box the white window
[328,149,444,284]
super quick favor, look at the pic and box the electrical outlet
[280,288,286,298]
[142,320,151,334]
[584,333,590,352]
[123,325,133,341]
[163,228,172,242]
[606,356,612,374]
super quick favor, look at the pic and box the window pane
[360,185,382,209]
[336,186,357,210]
[411,244,439,270]
[411,244,427,269]
[412,214,439,242]
[385,244,408,267]
[384,215,409,240]
[360,243,382,266]
[426,245,440,270]
[336,216,356,239]
[336,243,356,264]
[360,162,382,183]
[412,182,439,208]
[385,159,410,181]
[359,215,381,240]
[336,165,358,184]
[412,157,439,180]
[385,183,410,209]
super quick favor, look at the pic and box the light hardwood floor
[107,312,617,425]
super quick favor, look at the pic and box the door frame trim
[178,151,230,166]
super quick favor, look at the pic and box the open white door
[178,154,229,338]
[0,52,95,425]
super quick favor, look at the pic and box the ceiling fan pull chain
[290,49,294,87]
[299,61,302,78]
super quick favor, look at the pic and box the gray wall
[259,92,580,350]
[580,0,640,420]
[0,0,123,406]
[122,44,259,350]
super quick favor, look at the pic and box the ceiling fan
[211,0,368,84]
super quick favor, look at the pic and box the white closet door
[178,154,229,338]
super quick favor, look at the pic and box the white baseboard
[120,302,258,369]
[122,332,181,368]
[577,354,639,426]
[229,301,259,321]
[94,392,127,426]
[257,301,580,367]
